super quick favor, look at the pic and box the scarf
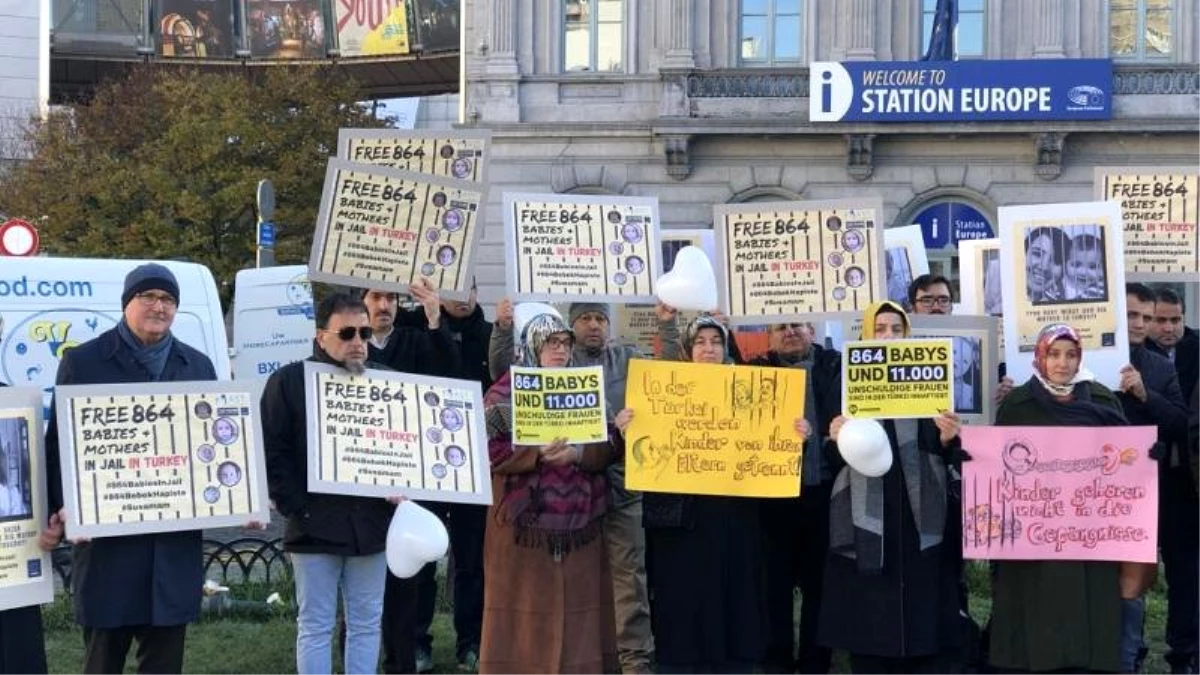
[1027,375,1128,426]
[483,313,607,555]
[116,320,174,381]
[1030,323,1097,396]
[828,301,946,573]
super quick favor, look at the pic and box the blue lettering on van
[257,361,282,375]
[0,277,94,299]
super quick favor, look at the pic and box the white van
[0,257,231,415]
[230,265,314,381]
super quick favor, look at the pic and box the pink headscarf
[1031,323,1094,396]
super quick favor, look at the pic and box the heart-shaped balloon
[513,302,562,341]
[386,501,450,579]
[837,418,893,477]
[656,246,718,311]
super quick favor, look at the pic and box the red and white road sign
[0,219,39,256]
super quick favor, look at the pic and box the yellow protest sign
[511,366,607,445]
[624,359,806,498]
[843,338,954,419]
[339,129,491,183]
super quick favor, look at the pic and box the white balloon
[513,302,563,341]
[656,246,718,311]
[386,501,450,579]
[837,418,893,477]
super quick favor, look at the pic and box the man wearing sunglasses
[746,320,841,674]
[41,263,239,674]
[263,292,429,675]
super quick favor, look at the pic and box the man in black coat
[387,285,492,672]
[262,292,418,675]
[42,264,229,674]
[1120,283,1192,673]
[748,321,841,674]
[1150,287,1199,403]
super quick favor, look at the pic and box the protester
[1117,283,1190,673]
[818,300,964,674]
[614,311,807,673]
[490,299,653,674]
[262,292,407,675]
[743,317,842,674]
[987,323,1128,673]
[1150,287,1198,401]
[479,313,618,673]
[362,282,480,674]
[42,264,233,674]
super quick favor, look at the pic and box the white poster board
[0,388,53,611]
[883,225,931,306]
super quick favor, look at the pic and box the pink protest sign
[961,425,1159,564]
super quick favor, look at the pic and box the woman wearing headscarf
[614,312,809,674]
[987,323,1128,673]
[818,301,964,673]
[479,313,619,674]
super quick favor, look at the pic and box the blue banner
[809,59,1112,123]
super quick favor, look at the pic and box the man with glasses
[748,320,841,674]
[42,263,235,674]
[262,292,414,675]
[358,280,463,674]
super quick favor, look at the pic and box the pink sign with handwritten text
[961,425,1159,563]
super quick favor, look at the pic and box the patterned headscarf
[680,315,730,363]
[860,300,911,339]
[1032,323,1094,397]
[517,314,575,368]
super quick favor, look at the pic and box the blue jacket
[45,327,217,628]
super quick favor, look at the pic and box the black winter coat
[45,328,217,628]
[369,314,463,381]
[261,349,396,556]
[1149,326,1199,403]
[395,305,492,388]
[1118,344,1189,462]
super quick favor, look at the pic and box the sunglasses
[325,326,373,342]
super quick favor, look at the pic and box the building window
[921,0,985,58]
[1110,0,1173,60]
[740,0,803,66]
[563,0,623,72]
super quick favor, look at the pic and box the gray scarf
[117,320,174,381]
[829,419,946,574]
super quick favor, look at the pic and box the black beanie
[122,263,180,308]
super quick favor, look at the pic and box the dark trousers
[1161,467,1200,670]
[413,502,486,660]
[381,572,419,674]
[0,606,47,674]
[849,653,948,674]
[761,483,833,674]
[81,624,187,674]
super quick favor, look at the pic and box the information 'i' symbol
[822,70,834,113]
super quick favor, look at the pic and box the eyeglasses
[915,295,952,308]
[543,336,573,350]
[135,292,178,308]
[325,326,373,342]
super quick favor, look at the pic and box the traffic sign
[258,221,275,248]
[0,219,39,256]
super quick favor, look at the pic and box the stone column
[1033,0,1066,58]
[662,0,696,69]
[843,0,876,60]
[487,0,519,74]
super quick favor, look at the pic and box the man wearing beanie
[40,262,231,674]
[489,299,655,675]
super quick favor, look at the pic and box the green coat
[988,380,1125,673]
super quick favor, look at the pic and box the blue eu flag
[923,0,957,61]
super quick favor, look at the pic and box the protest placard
[883,225,930,306]
[503,193,662,303]
[510,366,607,445]
[998,201,1128,390]
[614,229,715,355]
[55,382,270,539]
[714,199,884,324]
[909,315,999,425]
[958,238,1006,357]
[1094,167,1198,281]
[310,159,486,300]
[305,363,492,505]
[338,128,491,183]
[961,425,1158,563]
[0,388,52,611]
[843,338,954,419]
[624,359,807,497]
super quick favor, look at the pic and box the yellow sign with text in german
[511,366,607,446]
[842,338,954,419]
[624,359,807,497]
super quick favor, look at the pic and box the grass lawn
[42,562,1174,673]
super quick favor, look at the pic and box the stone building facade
[459,0,1200,318]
